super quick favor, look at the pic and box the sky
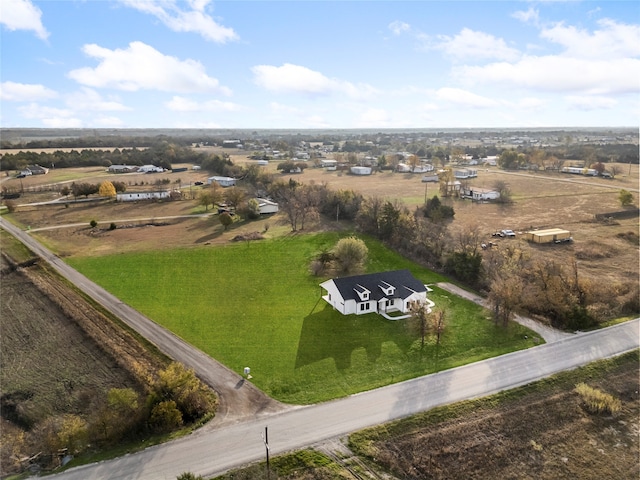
[1,0,639,129]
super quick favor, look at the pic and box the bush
[90,219,98,228]
[149,400,183,432]
[575,383,621,415]
[109,223,117,231]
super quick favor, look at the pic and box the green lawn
[67,232,542,404]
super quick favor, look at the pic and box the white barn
[320,270,434,320]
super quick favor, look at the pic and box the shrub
[109,223,117,230]
[575,383,621,415]
[89,219,98,228]
[149,400,183,432]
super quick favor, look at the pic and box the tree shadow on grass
[295,305,414,371]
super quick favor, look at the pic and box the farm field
[64,232,541,404]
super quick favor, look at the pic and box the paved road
[48,319,638,480]
[3,218,638,479]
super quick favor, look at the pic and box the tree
[224,186,246,210]
[219,212,233,230]
[431,308,446,345]
[408,300,431,349]
[332,236,368,275]
[98,180,116,198]
[498,150,524,170]
[492,179,512,204]
[619,189,634,206]
[199,191,213,211]
[177,474,205,480]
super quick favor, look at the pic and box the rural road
[0,217,288,425]
[2,218,639,479]
[49,320,639,480]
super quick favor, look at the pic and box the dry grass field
[4,156,637,285]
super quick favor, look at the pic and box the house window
[328,294,331,301]
[360,302,370,312]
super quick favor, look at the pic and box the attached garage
[525,228,572,244]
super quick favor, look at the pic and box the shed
[525,228,572,244]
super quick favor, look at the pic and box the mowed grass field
[67,232,541,404]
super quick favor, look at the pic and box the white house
[207,176,237,187]
[454,168,478,179]
[116,191,171,202]
[319,270,434,320]
[256,198,279,214]
[350,166,372,175]
[461,186,501,201]
[138,165,164,173]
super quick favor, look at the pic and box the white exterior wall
[116,191,170,202]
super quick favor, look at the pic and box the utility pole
[262,426,270,479]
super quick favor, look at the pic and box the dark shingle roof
[331,270,425,302]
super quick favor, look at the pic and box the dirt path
[436,282,575,343]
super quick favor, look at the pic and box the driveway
[436,282,574,343]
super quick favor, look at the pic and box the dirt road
[0,217,288,426]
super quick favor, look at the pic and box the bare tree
[408,300,431,348]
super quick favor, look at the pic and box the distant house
[421,174,439,183]
[108,165,137,174]
[350,166,372,175]
[321,159,337,170]
[461,186,500,201]
[207,176,236,187]
[138,165,164,173]
[454,168,478,179]
[116,191,171,202]
[256,198,279,214]
[319,269,434,320]
[20,164,49,176]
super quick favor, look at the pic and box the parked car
[501,229,516,237]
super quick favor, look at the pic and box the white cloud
[388,20,410,36]
[455,56,640,95]
[18,103,82,127]
[119,0,237,43]
[435,87,499,108]
[68,41,231,95]
[0,81,57,101]
[512,7,539,26]
[252,63,378,99]
[66,87,130,111]
[0,0,49,40]
[165,95,242,112]
[432,28,521,62]
[565,95,618,110]
[541,19,640,59]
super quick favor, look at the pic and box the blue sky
[1,0,639,129]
